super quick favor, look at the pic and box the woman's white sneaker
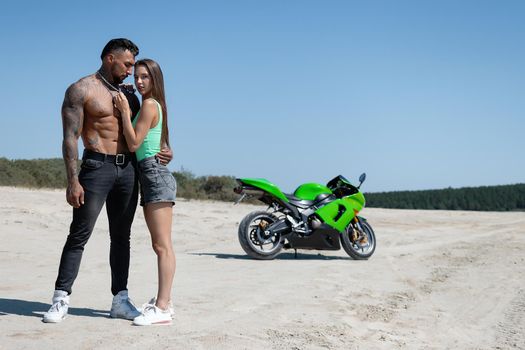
[42,290,69,323]
[145,297,175,317]
[133,304,172,326]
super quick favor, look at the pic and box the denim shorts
[137,156,177,206]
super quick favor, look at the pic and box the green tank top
[132,99,162,161]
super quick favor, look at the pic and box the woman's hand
[156,147,173,165]
[114,92,131,117]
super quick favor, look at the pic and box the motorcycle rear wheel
[341,218,376,260]
[238,211,283,260]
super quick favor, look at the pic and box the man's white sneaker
[42,290,69,323]
[110,290,140,320]
[133,304,172,326]
[145,297,175,317]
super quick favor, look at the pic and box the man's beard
[113,75,125,85]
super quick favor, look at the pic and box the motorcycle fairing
[286,225,341,250]
[239,178,289,203]
[314,192,365,233]
[293,183,333,201]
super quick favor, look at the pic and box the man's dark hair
[100,38,139,60]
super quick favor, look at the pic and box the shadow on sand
[189,252,351,260]
[0,298,109,319]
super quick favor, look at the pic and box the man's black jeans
[55,151,138,295]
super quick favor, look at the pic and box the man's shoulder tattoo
[65,79,90,106]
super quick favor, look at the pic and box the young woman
[114,58,176,326]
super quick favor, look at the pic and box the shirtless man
[43,38,172,323]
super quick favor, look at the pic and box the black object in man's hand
[119,84,136,94]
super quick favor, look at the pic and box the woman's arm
[114,93,158,152]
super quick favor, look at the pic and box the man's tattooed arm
[61,82,85,185]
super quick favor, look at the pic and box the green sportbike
[234,174,376,260]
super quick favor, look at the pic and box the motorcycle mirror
[359,173,366,183]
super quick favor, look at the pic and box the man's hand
[156,147,173,165]
[66,181,85,208]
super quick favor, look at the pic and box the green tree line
[364,184,525,211]
[0,158,239,202]
[1,157,523,211]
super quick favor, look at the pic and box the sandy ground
[0,186,524,350]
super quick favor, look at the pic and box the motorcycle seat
[284,193,315,208]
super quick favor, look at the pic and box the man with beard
[43,38,172,323]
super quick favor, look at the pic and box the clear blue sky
[0,0,523,192]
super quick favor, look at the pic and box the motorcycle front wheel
[238,211,283,260]
[341,218,376,260]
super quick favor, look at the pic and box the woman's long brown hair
[135,58,170,148]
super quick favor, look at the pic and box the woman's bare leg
[144,202,175,310]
